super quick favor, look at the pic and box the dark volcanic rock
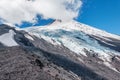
[0,46,81,80]
[0,47,56,80]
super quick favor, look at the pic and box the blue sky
[77,0,120,35]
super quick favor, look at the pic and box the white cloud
[0,0,82,25]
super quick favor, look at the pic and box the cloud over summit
[0,0,82,25]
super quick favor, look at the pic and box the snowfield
[0,30,18,46]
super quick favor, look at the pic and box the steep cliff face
[0,21,120,80]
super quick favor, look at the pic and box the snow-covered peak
[25,20,120,40]
[52,20,120,39]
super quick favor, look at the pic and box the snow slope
[0,30,18,47]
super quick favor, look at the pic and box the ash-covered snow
[0,30,18,46]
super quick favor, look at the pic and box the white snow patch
[77,58,84,63]
[0,30,18,47]
[103,62,120,73]
[116,57,120,61]
[24,34,34,41]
